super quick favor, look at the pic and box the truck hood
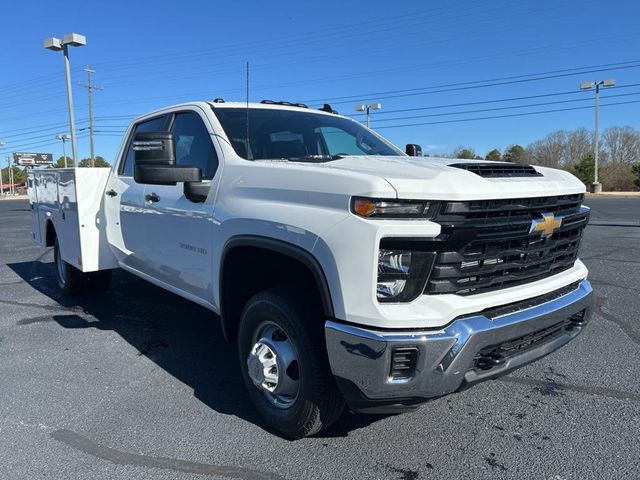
[318,156,585,200]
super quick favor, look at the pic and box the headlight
[377,248,435,302]
[352,197,437,219]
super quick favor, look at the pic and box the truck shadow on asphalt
[9,259,386,439]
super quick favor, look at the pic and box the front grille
[449,162,542,178]
[426,194,588,295]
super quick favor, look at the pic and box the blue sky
[2,0,639,163]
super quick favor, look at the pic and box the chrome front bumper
[325,280,593,412]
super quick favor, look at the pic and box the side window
[119,116,167,177]
[171,112,218,180]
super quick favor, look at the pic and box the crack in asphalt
[501,377,640,402]
[588,222,640,228]
[50,429,287,480]
[0,298,74,312]
[589,278,640,292]
[594,295,640,347]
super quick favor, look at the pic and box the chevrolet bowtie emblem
[530,213,563,237]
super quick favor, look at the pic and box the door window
[171,112,218,179]
[119,116,167,177]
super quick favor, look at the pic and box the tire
[54,238,86,296]
[53,238,112,295]
[238,288,345,439]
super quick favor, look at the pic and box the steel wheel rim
[247,320,300,409]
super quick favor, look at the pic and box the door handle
[105,189,118,197]
[145,192,160,203]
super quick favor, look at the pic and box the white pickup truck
[28,100,593,438]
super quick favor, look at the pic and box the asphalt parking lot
[0,197,638,480]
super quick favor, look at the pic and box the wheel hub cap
[247,342,278,391]
[247,323,300,408]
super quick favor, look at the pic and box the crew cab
[28,100,593,438]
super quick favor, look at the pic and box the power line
[349,83,640,117]
[306,62,640,105]
[92,0,518,74]
[361,90,640,123]
[0,0,599,106]
[375,99,640,129]
[91,3,590,90]
[2,133,90,153]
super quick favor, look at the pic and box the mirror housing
[133,132,202,186]
[406,144,423,157]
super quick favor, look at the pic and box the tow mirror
[133,132,201,186]
[406,144,423,157]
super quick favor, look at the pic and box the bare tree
[526,130,566,168]
[601,126,640,165]
[565,128,592,167]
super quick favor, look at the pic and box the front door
[140,108,220,303]
[105,115,168,270]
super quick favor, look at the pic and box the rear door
[139,108,220,302]
[104,115,169,270]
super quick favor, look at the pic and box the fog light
[377,279,407,298]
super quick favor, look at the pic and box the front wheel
[238,288,345,438]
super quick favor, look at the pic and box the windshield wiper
[285,154,346,163]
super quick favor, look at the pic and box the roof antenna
[245,61,250,159]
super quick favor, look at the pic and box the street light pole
[62,43,79,165]
[0,163,3,195]
[594,83,600,186]
[5,155,14,196]
[580,78,615,193]
[44,33,86,165]
[56,134,69,167]
[355,103,382,128]
[0,141,5,195]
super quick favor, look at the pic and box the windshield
[212,107,404,161]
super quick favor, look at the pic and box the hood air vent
[449,162,542,178]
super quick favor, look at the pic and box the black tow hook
[475,353,505,371]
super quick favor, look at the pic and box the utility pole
[580,78,615,193]
[79,65,103,167]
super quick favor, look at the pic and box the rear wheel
[53,238,111,295]
[54,238,85,296]
[238,288,345,438]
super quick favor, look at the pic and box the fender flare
[219,235,335,337]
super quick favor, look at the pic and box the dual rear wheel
[53,238,111,295]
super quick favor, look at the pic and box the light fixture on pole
[44,33,86,165]
[55,134,70,167]
[355,103,382,128]
[580,78,615,193]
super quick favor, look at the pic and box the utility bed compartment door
[27,172,42,245]
[28,168,119,272]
